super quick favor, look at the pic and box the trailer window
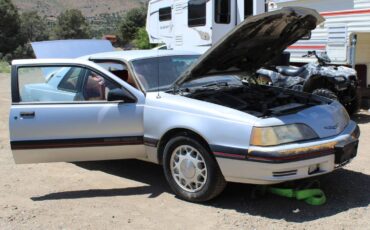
[188,0,206,27]
[215,0,230,24]
[244,0,253,18]
[159,7,172,21]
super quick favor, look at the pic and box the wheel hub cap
[180,159,196,179]
[170,145,208,193]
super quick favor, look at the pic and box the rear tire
[312,88,338,100]
[163,135,226,202]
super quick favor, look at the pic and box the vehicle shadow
[31,160,169,201]
[31,159,370,223]
[351,111,370,124]
[209,168,370,222]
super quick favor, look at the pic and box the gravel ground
[0,73,369,229]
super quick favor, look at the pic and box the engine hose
[267,187,326,206]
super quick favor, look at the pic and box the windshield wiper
[149,85,172,92]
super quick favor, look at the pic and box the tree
[11,44,34,60]
[118,7,147,45]
[20,11,49,42]
[54,9,91,39]
[0,0,23,55]
[133,27,152,49]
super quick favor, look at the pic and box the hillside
[12,0,148,37]
[12,0,146,20]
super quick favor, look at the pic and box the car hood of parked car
[173,7,324,87]
[31,40,115,59]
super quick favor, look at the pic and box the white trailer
[146,0,266,52]
[146,0,370,101]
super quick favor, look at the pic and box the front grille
[273,170,297,177]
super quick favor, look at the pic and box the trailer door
[212,0,236,44]
[327,24,349,64]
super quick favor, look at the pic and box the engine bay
[185,84,328,118]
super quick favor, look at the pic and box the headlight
[250,124,318,146]
[334,76,346,82]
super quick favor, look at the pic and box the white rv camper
[146,0,266,52]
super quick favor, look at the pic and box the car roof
[12,50,201,66]
[85,50,200,62]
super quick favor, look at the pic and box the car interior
[110,69,137,88]
[94,61,141,90]
[83,72,106,101]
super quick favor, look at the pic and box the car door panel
[10,60,145,164]
[12,145,145,164]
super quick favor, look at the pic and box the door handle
[20,111,35,118]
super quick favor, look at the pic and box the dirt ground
[0,73,369,230]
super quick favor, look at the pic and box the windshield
[131,55,199,91]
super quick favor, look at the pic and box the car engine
[186,85,329,118]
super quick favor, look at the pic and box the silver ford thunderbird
[9,8,359,202]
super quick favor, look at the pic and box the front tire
[344,90,361,115]
[163,135,226,202]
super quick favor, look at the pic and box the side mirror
[319,52,331,63]
[107,88,136,103]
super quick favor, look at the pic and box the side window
[244,0,253,19]
[188,0,206,27]
[17,65,123,103]
[215,0,230,24]
[159,7,172,21]
[94,61,139,89]
[82,70,121,101]
[58,67,84,92]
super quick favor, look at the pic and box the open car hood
[173,7,324,87]
[31,40,115,59]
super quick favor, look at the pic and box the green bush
[133,27,153,49]
[118,7,147,45]
[0,0,24,55]
[53,9,91,39]
[0,61,10,73]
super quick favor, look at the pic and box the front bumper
[216,121,359,185]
